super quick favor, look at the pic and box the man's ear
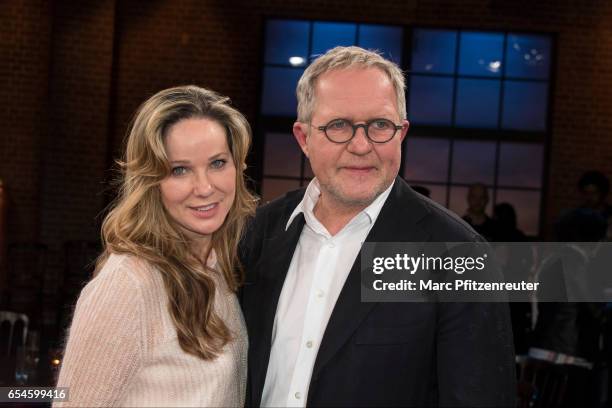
[399,119,410,142]
[293,122,309,158]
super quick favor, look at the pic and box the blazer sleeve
[436,301,517,407]
[239,211,266,287]
[54,260,146,407]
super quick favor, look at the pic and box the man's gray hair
[296,46,406,123]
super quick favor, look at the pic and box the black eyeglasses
[314,118,403,144]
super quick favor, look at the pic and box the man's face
[582,184,604,209]
[467,185,489,214]
[293,67,408,209]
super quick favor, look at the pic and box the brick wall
[1,0,612,301]
[0,0,51,293]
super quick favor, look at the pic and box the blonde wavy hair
[97,85,257,360]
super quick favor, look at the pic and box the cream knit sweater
[55,253,247,407]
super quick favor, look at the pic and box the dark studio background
[1,0,612,405]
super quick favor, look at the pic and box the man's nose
[347,125,373,154]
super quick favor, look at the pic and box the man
[578,170,612,240]
[463,183,495,241]
[240,46,516,407]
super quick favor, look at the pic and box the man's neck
[313,194,368,236]
[466,211,488,226]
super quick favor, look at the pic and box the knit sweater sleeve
[54,256,147,407]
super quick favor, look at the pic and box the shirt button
[295,392,301,399]
[328,242,335,248]
[316,290,325,298]
[306,340,313,348]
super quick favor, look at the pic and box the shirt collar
[285,178,394,231]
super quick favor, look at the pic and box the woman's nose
[193,172,214,197]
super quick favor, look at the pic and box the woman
[56,85,257,407]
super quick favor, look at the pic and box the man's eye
[171,166,188,176]
[328,120,348,130]
[211,159,227,169]
[373,120,391,129]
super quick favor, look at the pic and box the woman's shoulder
[86,253,165,298]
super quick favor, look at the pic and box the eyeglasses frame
[313,118,404,144]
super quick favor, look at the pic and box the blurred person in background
[492,202,533,355]
[531,208,608,407]
[578,170,612,240]
[463,183,495,241]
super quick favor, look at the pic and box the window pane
[411,29,457,74]
[261,178,301,204]
[403,137,450,182]
[458,31,504,77]
[312,22,356,57]
[495,189,541,236]
[264,133,302,177]
[455,78,501,128]
[410,183,448,207]
[498,142,544,188]
[451,140,496,185]
[261,67,303,116]
[505,33,551,79]
[502,80,548,131]
[408,76,454,125]
[265,20,310,66]
[358,24,403,65]
[448,185,494,220]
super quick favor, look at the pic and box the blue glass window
[451,140,496,185]
[358,24,403,65]
[498,142,544,188]
[416,184,448,207]
[403,137,450,182]
[311,22,356,58]
[505,33,551,79]
[408,76,454,125]
[264,20,310,66]
[502,81,548,131]
[261,67,304,116]
[454,79,500,128]
[411,29,457,74]
[458,32,504,77]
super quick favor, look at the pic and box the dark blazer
[240,177,516,407]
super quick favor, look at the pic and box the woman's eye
[171,166,188,176]
[211,159,227,169]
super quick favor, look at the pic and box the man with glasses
[241,46,516,407]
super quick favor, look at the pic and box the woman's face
[160,117,236,249]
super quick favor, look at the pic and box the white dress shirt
[261,178,394,407]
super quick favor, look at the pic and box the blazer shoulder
[411,193,483,242]
[253,188,306,231]
[239,188,305,272]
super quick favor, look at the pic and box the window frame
[256,18,556,237]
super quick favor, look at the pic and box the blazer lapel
[250,212,305,406]
[311,179,432,382]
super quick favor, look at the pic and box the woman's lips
[188,203,219,219]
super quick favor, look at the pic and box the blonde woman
[55,85,256,407]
